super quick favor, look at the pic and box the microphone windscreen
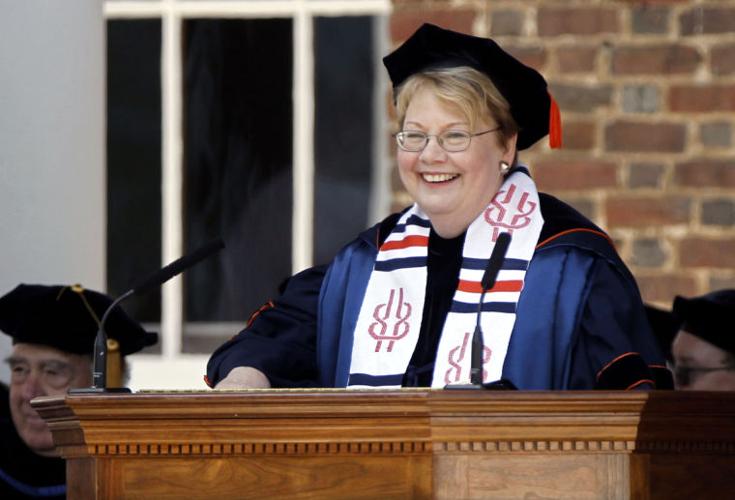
[132,238,225,296]
[481,232,511,291]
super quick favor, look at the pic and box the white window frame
[104,0,391,389]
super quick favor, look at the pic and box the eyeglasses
[6,358,76,390]
[395,127,501,153]
[673,364,735,387]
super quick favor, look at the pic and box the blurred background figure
[644,303,680,369]
[640,304,679,389]
[671,290,735,391]
[0,284,156,499]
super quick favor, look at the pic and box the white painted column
[292,6,315,274]
[0,0,106,382]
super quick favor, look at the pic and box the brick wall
[388,0,735,306]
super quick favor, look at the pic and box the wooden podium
[32,390,735,499]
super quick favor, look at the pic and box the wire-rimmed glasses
[395,127,501,153]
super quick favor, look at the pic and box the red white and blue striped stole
[348,168,544,388]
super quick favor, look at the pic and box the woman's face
[397,86,516,238]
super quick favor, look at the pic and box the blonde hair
[395,66,519,148]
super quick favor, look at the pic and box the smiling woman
[396,84,511,239]
[207,23,672,392]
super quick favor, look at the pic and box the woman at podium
[207,24,670,391]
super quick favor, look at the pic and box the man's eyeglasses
[395,127,501,153]
[6,358,75,390]
[673,364,735,387]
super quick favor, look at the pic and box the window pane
[183,18,293,325]
[106,19,162,323]
[313,16,375,266]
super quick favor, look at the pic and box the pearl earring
[500,161,511,175]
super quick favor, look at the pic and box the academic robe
[207,192,671,390]
[0,384,66,499]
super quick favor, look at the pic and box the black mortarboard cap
[673,290,735,355]
[0,284,157,356]
[644,304,680,364]
[382,23,562,151]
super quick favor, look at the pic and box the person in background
[207,23,669,391]
[644,305,680,364]
[671,290,735,390]
[0,284,157,499]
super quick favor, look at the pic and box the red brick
[538,7,620,36]
[669,85,735,112]
[556,45,597,73]
[533,160,617,191]
[605,121,686,153]
[635,274,698,304]
[711,275,735,291]
[611,45,701,75]
[502,45,547,72]
[628,163,666,189]
[679,238,735,268]
[389,10,475,43]
[711,43,735,76]
[605,196,691,228]
[631,238,668,268]
[631,6,670,34]
[702,199,735,226]
[559,119,596,151]
[673,160,735,188]
[490,9,524,37]
[618,0,690,3]
[680,7,735,36]
[699,122,732,148]
[551,84,612,113]
[559,197,597,221]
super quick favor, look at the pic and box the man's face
[671,330,735,390]
[6,343,92,456]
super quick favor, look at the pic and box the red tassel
[548,93,562,149]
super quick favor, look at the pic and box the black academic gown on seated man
[0,383,66,500]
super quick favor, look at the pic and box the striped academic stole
[347,168,544,388]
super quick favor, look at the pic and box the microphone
[481,232,511,291]
[74,238,225,394]
[470,231,511,385]
[131,238,225,297]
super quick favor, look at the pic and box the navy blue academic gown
[0,384,66,499]
[207,192,671,390]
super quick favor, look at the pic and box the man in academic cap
[207,23,668,392]
[671,290,735,390]
[644,304,680,366]
[0,284,157,499]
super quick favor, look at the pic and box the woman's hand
[214,366,271,389]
